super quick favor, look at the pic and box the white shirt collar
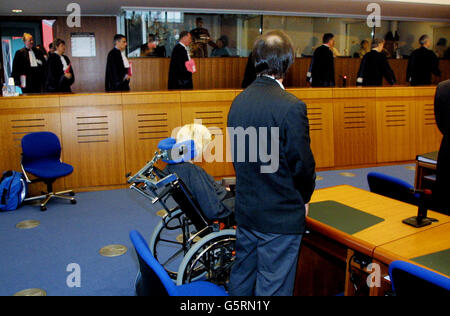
[179,42,191,60]
[263,75,285,90]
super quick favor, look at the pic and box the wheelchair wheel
[149,208,200,280]
[176,229,236,288]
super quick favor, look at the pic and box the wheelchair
[127,137,236,287]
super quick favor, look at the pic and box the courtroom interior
[0,0,449,298]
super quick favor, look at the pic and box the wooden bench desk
[294,185,449,296]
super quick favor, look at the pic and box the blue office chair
[21,131,75,211]
[129,230,229,296]
[389,260,450,296]
[367,172,418,206]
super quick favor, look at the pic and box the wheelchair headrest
[157,138,197,164]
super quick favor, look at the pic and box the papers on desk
[416,151,438,165]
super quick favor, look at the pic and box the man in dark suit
[434,79,450,215]
[105,34,131,92]
[407,35,440,86]
[168,31,193,90]
[44,39,75,93]
[357,38,396,86]
[227,30,316,296]
[307,33,335,87]
[12,33,46,93]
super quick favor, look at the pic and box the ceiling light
[12,9,23,13]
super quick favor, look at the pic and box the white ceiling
[1,0,450,21]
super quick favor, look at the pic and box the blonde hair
[22,33,33,42]
[176,123,212,156]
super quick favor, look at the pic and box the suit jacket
[105,48,130,92]
[434,79,450,215]
[44,53,75,93]
[407,47,440,86]
[308,45,335,87]
[11,47,46,93]
[168,43,193,90]
[357,50,396,86]
[227,76,316,234]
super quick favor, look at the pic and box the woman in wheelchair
[164,123,235,225]
[128,123,237,287]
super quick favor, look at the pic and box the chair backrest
[389,260,450,296]
[21,132,61,163]
[129,230,177,296]
[367,172,418,206]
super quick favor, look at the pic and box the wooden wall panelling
[414,87,442,155]
[0,96,64,193]
[332,88,377,167]
[288,89,335,168]
[59,94,126,189]
[53,16,118,93]
[180,90,236,178]
[375,88,417,163]
[129,58,170,92]
[121,92,182,175]
[125,58,449,92]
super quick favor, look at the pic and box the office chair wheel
[176,229,236,287]
[150,207,199,280]
[70,199,77,204]
[40,206,47,212]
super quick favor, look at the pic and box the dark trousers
[228,226,302,296]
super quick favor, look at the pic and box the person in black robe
[11,33,46,93]
[406,35,440,86]
[241,52,256,89]
[307,33,335,87]
[44,39,74,93]
[105,34,130,92]
[433,79,450,215]
[168,31,193,90]
[357,38,396,86]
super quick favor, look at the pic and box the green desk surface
[309,200,385,235]
[412,249,450,277]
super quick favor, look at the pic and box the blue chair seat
[23,159,74,179]
[129,230,228,296]
[172,281,228,296]
[389,260,450,295]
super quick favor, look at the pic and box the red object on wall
[42,20,55,52]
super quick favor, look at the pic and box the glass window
[121,9,450,60]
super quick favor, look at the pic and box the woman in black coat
[44,39,74,92]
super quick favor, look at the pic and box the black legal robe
[105,48,130,92]
[168,43,193,90]
[241,52,256,89]
[44,53,75,93]
[357,50,396,86]
[308,45,335,87]
[12,47,46,93]
[406,46,440,86]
